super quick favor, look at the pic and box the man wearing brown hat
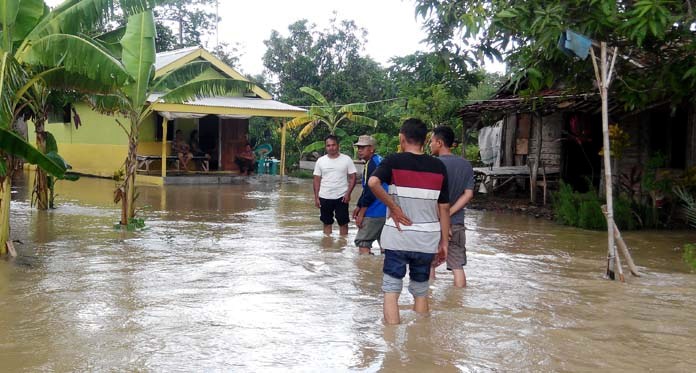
[352,135,388,254]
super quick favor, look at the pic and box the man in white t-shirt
[313,135,357,235]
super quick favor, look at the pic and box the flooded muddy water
[1,174,695,371]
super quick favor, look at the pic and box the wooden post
[504,114,517,166]
[161,117,168,178]
[280,119,287,177]
[529,112,543,203]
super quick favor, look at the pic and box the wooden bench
[137,155,209,172]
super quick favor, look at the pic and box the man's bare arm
[343,172,357,203]
[449,189,474,216]
[313,175,322,208]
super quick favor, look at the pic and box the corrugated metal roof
[155,46,200,71]
[148,94,306,113]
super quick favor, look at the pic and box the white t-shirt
[313,154,357,199]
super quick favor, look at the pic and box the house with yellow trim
[32,46,304,185]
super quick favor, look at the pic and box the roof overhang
[148,94,306,119]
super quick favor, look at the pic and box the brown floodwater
[1,173,695,371]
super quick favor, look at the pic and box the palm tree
[286,87,378,141]
[0,0,155,255]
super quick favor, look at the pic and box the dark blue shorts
[383,249,435,283]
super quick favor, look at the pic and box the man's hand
[389,205,412,231]
[353,207,365,228]
[314,196,321,209]
[342,194,351,204]
[432,239,448,268]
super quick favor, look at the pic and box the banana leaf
[0,127,65,177]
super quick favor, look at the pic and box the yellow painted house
[31,46,304,185]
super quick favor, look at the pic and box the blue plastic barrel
[269,159,280,175]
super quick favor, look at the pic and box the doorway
[199,115,220,170]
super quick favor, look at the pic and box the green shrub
[289,169,313,179]
[684,244,696,271]
[553,182,579,226]
[577,198,607,230]
[614,195,637,230]
[554,182,641,231]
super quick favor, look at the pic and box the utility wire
[295,93,598,109]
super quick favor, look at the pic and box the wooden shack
[460,87,696,195]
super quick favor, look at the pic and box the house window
[155,115,174,141]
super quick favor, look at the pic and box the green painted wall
[139,113,158,142]
[29,103,129,145]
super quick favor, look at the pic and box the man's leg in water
[453,269,467,288]
[383,292,401,324]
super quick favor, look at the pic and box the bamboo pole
[602,205,641,277]
[590,43,618,279]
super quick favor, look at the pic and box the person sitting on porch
[235,143,256,176]
[172,129,193,171]
[189,130,211,160]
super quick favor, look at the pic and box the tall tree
[388,51,482,128]
[156,0,218,49]
[414,0,696,109]
[262,18,391,106]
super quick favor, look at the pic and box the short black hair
[432,125,455,148]
[325,134,339,144]
[400,118,428,145]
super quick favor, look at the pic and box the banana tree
[87,11,250,226]
[0,0,155,255]
[286,86,378,154]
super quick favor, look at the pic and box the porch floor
[138,170,283,185]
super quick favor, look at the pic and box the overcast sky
[45,0,503,75]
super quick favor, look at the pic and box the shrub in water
[684,244,696,271]
[553,182,579,226]
[578,198,607,230]
[614,195,637,230]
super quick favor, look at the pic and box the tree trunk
[33,120,49,210]
[0,174,11,256]
[120,121,139,225]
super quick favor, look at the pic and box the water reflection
[1,172,695,371]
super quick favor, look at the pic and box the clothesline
[295,93,599,109]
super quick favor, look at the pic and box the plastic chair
[254,144,272,174]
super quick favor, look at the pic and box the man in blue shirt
[352,135,387,255]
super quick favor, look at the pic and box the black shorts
[319,197,350,226]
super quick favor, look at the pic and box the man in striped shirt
[368,118,450,324]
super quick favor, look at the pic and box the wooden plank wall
[527,112,563,169]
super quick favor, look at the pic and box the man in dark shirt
[430,125,475,287]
